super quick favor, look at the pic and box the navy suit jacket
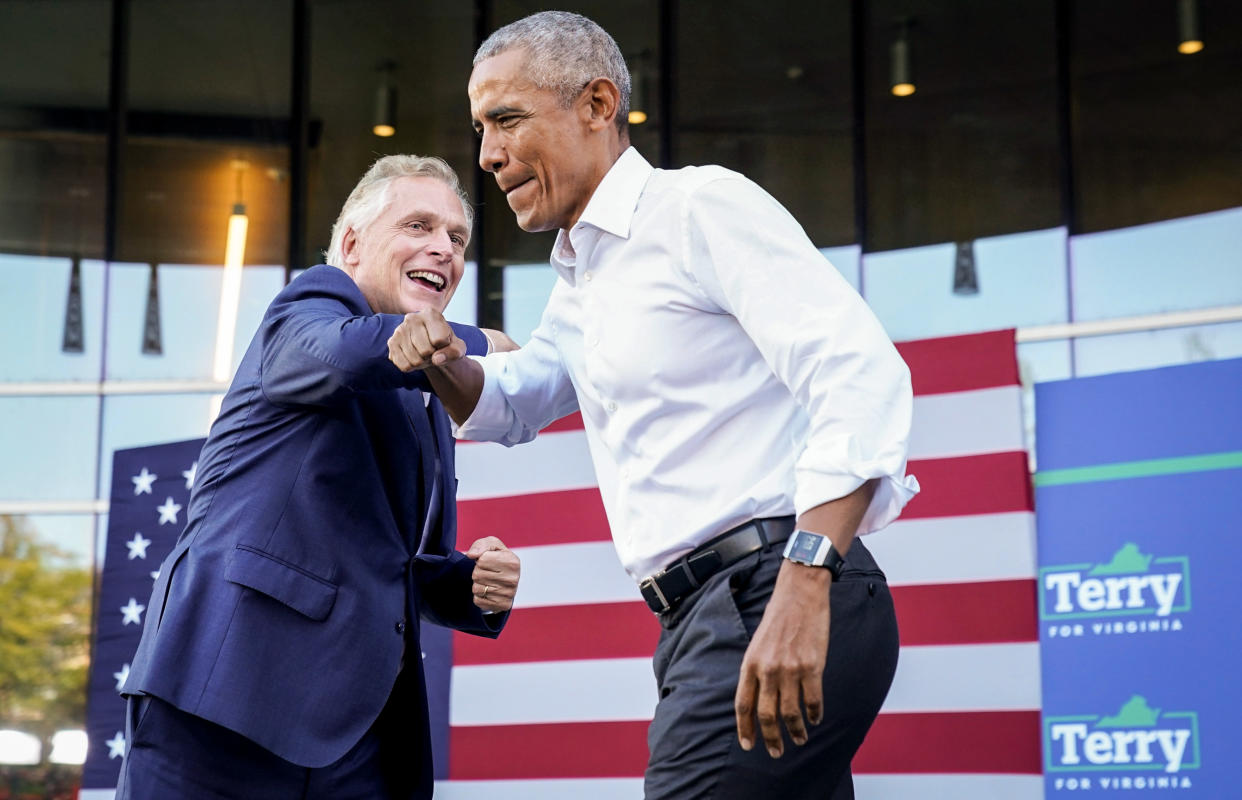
[124,265,501,772]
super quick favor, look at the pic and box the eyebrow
[472,104,525,128]
[398,209,469,240]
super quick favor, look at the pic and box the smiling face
[469,49,608,233]
[341,176,468,315]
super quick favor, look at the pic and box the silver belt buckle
[640,572,671,613]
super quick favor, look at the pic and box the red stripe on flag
[457,412,586,441]
[459,331,1018,440]
[454,601,660,665]
[542,411,585,433]
[456,488,611,548]
[903,451,1033,519]
[454,580,1035,667]
[892,579,1037,646]
[895,329,1019,396]
[449,711,1041,779]
[855,710,1043,774]
[457,451,1031,550]
[450,720,650,780]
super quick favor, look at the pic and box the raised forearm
[426,357,486,426]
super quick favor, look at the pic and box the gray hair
[474,10,631,133]
[324,155,473,268]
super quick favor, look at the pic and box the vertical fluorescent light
[214,160,248,384]
[1177,0,1204,54]
[890,19,916,97]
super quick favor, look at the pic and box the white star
[113,663,130,692]
[120,598,145,626]
[126,532,152,560]
[131,467,157,495]
[106,731,126,759]
[182,461,198,490]
[150,569,161,581]
[156,497,182,525]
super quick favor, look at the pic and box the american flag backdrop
[77,329,1039,799]
[80,437,205,800]
[435,328,1042,799]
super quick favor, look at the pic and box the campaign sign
[1034,358,1242,797]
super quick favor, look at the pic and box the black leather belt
[639,516,795,615]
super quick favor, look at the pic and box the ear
[581,76,621,132]
[340,226,361,270]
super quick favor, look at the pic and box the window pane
[121,0,290,269]
[1072,0,1242,232]
[0,396,100,501]
[97,394,213,502]
[0,255,106,382]
[1070,207,1242,322]
[503,264,560,346]
[863,227,1068,341]
[865,0,1061,251]
[678,0,854,247]
[0,1,109,382]
[1073,322,1242,378]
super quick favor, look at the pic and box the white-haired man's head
[474,10,631,135]
[325,154,472,269]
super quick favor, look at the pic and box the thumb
[466,536,506,560]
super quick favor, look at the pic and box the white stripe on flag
[511,541,637,608]
[450,642,1038,726]
[865,511,1037,586]
[509,512,1035,610]
[436,775,1044,800]
[853,773,1045,799]
[456,432,597,500]
[908,385,1024,460]
[435,779,645,800]
[457,385,1023,501]
[450,657,656,726]
[881,642,1041,713]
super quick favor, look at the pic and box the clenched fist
[388,310,466,372]
[467,536,520,614]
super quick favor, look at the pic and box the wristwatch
[782,530,846,580]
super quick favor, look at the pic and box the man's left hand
[467,536,520,613]
[734,561,832,759]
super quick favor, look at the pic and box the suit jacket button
[395,621,406,634]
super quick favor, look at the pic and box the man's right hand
[388,310,465,372]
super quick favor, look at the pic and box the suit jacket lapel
[400,389,437,549]
[426,397,457,554]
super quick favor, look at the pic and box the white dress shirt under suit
[457,147,918,581]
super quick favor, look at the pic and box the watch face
[789,531,821,562]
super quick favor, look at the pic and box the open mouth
[406,270,446,292]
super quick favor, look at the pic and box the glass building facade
[1,0,1240,784]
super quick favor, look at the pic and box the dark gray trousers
[644,539,899,800]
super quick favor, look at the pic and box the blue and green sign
[1035,358,1242,797]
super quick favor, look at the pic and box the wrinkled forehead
[469,50,549,111]
[383,177,470,232]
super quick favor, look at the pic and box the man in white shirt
[392,11,919,799]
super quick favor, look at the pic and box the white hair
[474,10,631,133]
[324,155,473,268]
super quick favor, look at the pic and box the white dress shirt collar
[551,147,653,280]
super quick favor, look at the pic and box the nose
[425,227,453,260]
[478,128,506,174]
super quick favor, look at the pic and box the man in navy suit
[117,154,520,800]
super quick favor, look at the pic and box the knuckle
[756,711,778,726]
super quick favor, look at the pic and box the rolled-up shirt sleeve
[682,175,920,534]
